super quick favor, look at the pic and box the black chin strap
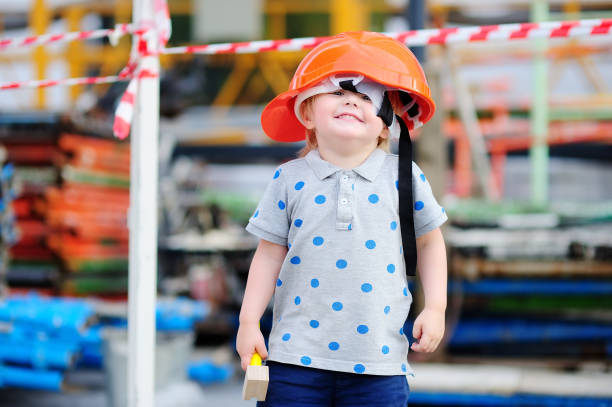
[397,115,417,277]
[339,80,358,93]
[377,94,394,127]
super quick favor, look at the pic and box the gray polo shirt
[246,148,447,376]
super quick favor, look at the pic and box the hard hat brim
[261,79,435,143]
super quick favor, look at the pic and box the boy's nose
[343,92,360,106]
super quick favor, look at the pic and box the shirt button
[341,198,348,205]
[342,175,349,181]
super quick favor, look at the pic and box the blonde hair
[297,96,391,157]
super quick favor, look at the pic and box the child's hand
[410,308,445,353]
[236,321,268,371]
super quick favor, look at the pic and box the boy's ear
[301,108,315,130]
[299,99,316,130]
[379,126,390,140]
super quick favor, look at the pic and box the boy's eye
[331,90,344,96]
[361,94,371,102]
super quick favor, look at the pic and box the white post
[128,0,159,406]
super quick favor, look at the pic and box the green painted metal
[549,108,612,121]
[489,296,612,312]
[530,0,550,209]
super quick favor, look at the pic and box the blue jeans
[257,361,410,407]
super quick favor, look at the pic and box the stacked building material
[1,114,62,294]
[0,294,209,391]
[47,133,130,296]
[0,161,19,296]
[2,114,130,296]
[0,293,95,391]
[443,209,612,365]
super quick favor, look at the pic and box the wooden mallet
[242,353,269,401]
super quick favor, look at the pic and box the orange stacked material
[48,134,130,297]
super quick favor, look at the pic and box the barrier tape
[162,18,612,55]
[0,24,140,52]
[0,69,157,91]
[0,15,610,139]
[112,0,171,139]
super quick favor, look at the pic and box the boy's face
[302,89,387,148]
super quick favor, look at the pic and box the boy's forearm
[416,228,447,311]
[239,240,287,324]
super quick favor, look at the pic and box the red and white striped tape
[0,75,127,91]
[0,23,140,52]
[162,18,612,55]
[112,0,171,139]
[0,16,611,139]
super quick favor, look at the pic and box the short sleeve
[412,162,448,238]
[246,167,290,246]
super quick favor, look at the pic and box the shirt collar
[305,148,386,182]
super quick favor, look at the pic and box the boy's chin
[319,135,379,150]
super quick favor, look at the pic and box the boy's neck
[317,144,378,170]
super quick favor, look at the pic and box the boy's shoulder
[274,156,310,179]
[278,156,308,170]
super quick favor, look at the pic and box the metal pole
[128,0,159,406]
[406,0,425,62]
[530,0,549,208]
[448,48,497,200]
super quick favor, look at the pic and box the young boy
[237,31,447,406]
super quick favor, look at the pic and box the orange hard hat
[261,31,436,142]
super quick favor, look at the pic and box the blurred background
[0,0,611,406]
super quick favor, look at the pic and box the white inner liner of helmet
[294,74,403,138]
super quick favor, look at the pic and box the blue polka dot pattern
[294,181,305,190]
[442,207,446,213]
[357,325,369,334]
[314,195,326,204]
[399,327,404,335]
[401,364,407,372]
[414,201,424,210]
[332,302,343,311]
[368,194,379,204]
[387,264,395,274]
[403,287,409,296]
[282,333,291,341]
[348,224,352,230]
[290,256,301,265]
[273,170,281,179]
[278,200,286,210]
[301,356,312,366]
[390,221,397,231]
[311,279,319,288]
[313,236,324,246]
[253,209,259,218]
[328,342,340,351]
[382,345,389,354]
[361,283,372,293]
[294,219,303,227]
[384,305,391,314]
[276,279,282,287]
[310,320,319,328]
[294,296,301,305]
[365,240,376,249]
[395,180,399,190]
[336,259,347,269]
[420,173,426,182]
[354,364,365,374]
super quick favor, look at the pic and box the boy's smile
[335,112,363,122]
[303,89,386,148]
